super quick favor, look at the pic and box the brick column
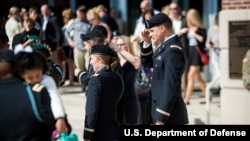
[222,0,250,10]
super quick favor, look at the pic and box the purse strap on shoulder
[194,46,203,55]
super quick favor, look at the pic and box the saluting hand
[141,29,151,45]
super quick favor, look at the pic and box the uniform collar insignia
[156,56,162,60]
[92,74,100,77]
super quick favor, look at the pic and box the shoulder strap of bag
[25,84,44,122]
[194,46,203,55]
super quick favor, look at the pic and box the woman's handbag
[195,46,209,65]
[52,130,79,141]
[134,65,151,95]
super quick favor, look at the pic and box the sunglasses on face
[170,7,178,11]
[117,43,126,47]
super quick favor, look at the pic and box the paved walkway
[59,83,221,139]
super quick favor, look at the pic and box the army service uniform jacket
[0,77,55,141]
[83,68,123,141]
[140,34,189,124]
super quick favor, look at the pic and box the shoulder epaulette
[170,45,182,51]
[91,74,100,77]
[32,84,45,93]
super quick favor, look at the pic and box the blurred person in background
[137,0,160,24]
[5,6,22,49]
[65,5,91,92]
[134,0,159,39]
[61,8,75,86]
[40,4,63,64]
[183,9,207,105]
[169,1,189,94]
[113,35,141,124]
[161,4,170,16]
[109,7,124,35]
[130,34,152,124]
[29,6,42,40]
[86,8,112,44]
[206,13,220,95]
[12,17,40,51]
[134,10,154,42]
[0,30,10,49]
[95,4,119,36]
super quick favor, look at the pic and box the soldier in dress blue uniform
[140,13,188,125]
[0,49,55,140]
[75,25,123,91]
[75,25,108,86]
[83,45,123,141]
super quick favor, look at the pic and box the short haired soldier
[140,13,188,125]
[75,25,122,86]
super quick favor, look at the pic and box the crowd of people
[0,0,221,140]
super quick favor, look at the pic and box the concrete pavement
[59,84,85,139]
[59,83,221,139]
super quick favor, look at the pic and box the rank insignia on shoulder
[92,74,100,77]
[32,84,45,93]
[170,45,182,50]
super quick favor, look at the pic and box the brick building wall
[222,0,250,10]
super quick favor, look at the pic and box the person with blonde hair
[130,34,152,124]
[94,4,119,35]
[183,8,207,105]
[86,8,112,43]
[112,35,141,125]
[61,8,75,86]
[161,4,170,16]
[129,35,141,57]
[5,6,22,49]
